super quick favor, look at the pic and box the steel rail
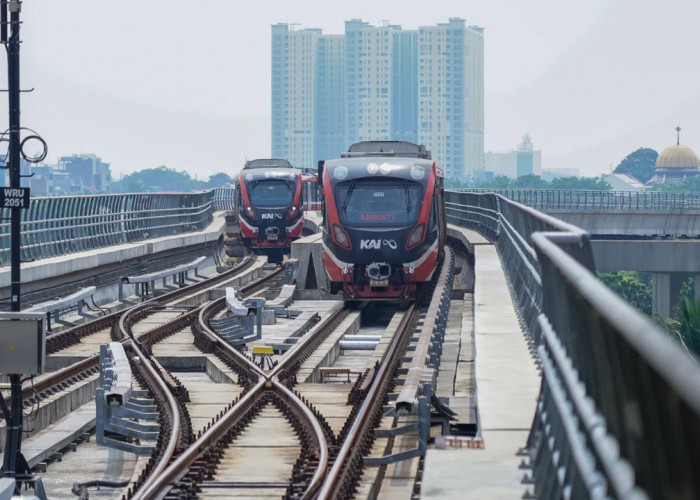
[12,355,100,405]
[270,303,347,377]
[121,337,182,493]
[133,295,346,499]
[5,257,263,433]
[317,301,419,500]
[131,378,268,500]
[272,379,329,500]
[128,265,289,498]
[45,255,257,354]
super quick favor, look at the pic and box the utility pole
[2,0,31,483]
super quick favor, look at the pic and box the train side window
[429,194,438,231]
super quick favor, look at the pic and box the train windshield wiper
[403,180,412,213]
[342,180,357,212]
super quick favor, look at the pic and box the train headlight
[410,166,425,180]
[245,205,256,220]
[406,224,425,250]
[334,166,348,180]
[367,163,379,174]
[332,224,352,250]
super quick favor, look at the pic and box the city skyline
[272,19,484,179]
[3,1,699,179]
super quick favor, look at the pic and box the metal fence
[457,189,700,211]
[213,188,236,212]
[0,192,215,264]
[445,190,700,499]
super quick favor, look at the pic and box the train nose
[366,262,392,280]
[265,226,280,237]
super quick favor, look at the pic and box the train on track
[235,159,305,260]
[319,141,446,300]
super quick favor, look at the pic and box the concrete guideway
[422,227,541,499]
[0,212,226,294]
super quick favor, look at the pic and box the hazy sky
[5,0,700,179]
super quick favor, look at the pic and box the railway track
[128,249,456,499]
[6,246,460,499]
[1,256,284,466]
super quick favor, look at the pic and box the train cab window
[336,178,422,227]
[429,194,438,232]
[248,180,294,208]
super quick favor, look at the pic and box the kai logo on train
[260,213,283,220]
[360,239,397,250]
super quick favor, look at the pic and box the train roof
[239,167,302,183]
[323,156,443,183]
[243,158,294,169]
[341,141,431,160]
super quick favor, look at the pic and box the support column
[652,272,685,319]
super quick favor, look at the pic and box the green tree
[598,271,652,315]
[648,175,700,192]
[445,177,470,189]
[666,297,700,358]
[550,176,612,190]
[206,172,235,188]
[613,147,658,184]
[514,175,548,189]
[478,176,512,189]
[118,166,204,192]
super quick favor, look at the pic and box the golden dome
[656,144,700,169]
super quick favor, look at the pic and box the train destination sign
[0,187,30,209]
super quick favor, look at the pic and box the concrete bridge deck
[421,226,540,499]
[0,212,227,303]
[2,216,540,498]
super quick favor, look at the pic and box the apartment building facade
[271,19,484,179]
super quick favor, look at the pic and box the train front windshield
[248,180,295,208]
[336,178,422,227]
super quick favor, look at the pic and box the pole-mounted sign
[0,186,29,209]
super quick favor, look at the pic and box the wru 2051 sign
[0,187,30,209]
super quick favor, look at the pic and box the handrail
[445,190,700,499]
[455,188,700,211]
[0,191,215,265]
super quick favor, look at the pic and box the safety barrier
[456,188,700,211]
[445,190,700,499]
[0,191,215,264]
[120,256,207,301]
[24,286,104,331]
[212,188,236,211]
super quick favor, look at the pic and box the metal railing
[445,190,700,499]
[0,192,214,265]
[456,189,700,211]
[213,188,236,211]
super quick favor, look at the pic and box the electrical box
[0,312,45,375]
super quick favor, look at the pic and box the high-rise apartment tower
[271,19,484,179]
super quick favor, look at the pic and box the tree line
[111,166,234,193]
[600,271,700,360]
[448,146,700,192]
